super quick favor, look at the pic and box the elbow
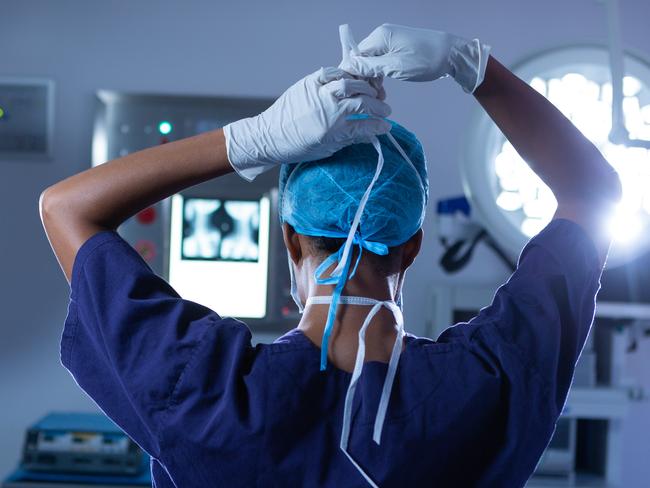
[581,153,623,206]
[39,187,53,228]
[588,171,623,215]
[39,185,64,231]
[555,161,622,211]
[584,145,623,206]
[588,148,623,205]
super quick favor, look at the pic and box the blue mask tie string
[317,243,353,370]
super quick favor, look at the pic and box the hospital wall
[1,0,649,483]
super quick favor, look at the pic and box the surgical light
[462,47,650,267]
[492,70,650,237]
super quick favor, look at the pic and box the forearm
[40,129,232,282]
[473,56,621,205]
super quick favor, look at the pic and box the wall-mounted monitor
[0,77,54,160]
[169,194,270,319]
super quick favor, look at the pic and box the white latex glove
[339,24,491,94]
[224,67,392,181]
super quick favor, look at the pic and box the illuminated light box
[169,195,270,319]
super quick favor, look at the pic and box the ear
[282,222,303,265]
[401,228,423,271]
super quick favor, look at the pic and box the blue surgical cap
[279,120,428,250]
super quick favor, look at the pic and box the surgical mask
[287,251,304,313]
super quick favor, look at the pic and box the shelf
[562,387,629,419]
[595,301,650,319]
[527,474,612,487]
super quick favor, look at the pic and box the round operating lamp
[461,46,650,267]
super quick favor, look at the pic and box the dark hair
[306,235,403,277]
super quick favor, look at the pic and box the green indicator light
[158,121,172,135]
[0,107,5,119]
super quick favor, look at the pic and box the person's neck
[297,286,402,373]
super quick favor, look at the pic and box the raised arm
[40,68,391,283]
[473,56,621,262]
[39,130,232,282]
[340,24,622,263]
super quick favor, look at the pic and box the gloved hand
[224,67,392,181]
[339,24,491,94]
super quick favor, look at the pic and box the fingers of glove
[339,95,392,118]
[368,76,386,100]
[356,24,395,56]
[339,24,360,62]
[324,78,378,99]
[317,66,353,84]
[348,117,392,143]
[340,54,400,79]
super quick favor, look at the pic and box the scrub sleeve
[432,218,603,486]
[60,230,255,462]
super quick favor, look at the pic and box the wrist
[224,116,275,182]
[448,37,491,93]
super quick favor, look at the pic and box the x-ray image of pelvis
[182,198,260,262]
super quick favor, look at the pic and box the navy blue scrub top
[61,219,603,488]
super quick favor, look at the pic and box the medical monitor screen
[169,195,269,319]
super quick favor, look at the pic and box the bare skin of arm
[473,56,623,264]
[39,129,233,284]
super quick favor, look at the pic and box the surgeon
[40,23,621,488]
